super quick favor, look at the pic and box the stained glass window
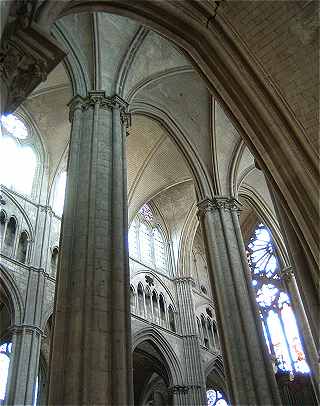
[0,116,37,196]
[139,204,153,221]
[128,205,169,274]
[207,389,229,406]
[247,223,309,374]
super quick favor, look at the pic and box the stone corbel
[1,14,66,113]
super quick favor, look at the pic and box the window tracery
[247,223,309,374]
[0,114,38,197]
[129,204,170,275]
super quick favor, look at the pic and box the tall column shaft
[48,92,132,405]
[198,197,281,405]
[176,277,207,406]
[5,268,46,405]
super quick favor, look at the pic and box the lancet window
[247,223,308,374]
[129,204,170,275]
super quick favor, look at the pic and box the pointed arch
[0,266,24,328]
[132,328,183,386]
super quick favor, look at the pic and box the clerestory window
[129,204,169,275]
[0,114,38,197]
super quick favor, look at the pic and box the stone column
[197,197,281,405]
[279,266,319,401]
[5,268,46,406]
[175,277,207,406]
[48,91,132,406]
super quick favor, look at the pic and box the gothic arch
[0,189,35,243]
[34,0,318,271]
[132,328,184,386]
[205,355,227,395]
[0,265,23,327]
[129,102,214,200]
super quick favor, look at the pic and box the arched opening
[152,291,159,324]
[137,284,145,317]
[206,358,229,406]
[168,306,175,333]
[16,231,29,264]
[133,340,172,406]
[50,248,59,278]
[0,211,6,247]
[3,217,17,256]
[130,286,136,313]
[159,295,166,327]
[145,288,152,321]
[0,280,14,403]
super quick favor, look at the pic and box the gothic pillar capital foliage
[68,91,131,133]
[8,324,44,337]
[174,276,195,286]
[168,385,189,394]
[279,266,294,282]
[0,2,65,113]
[197,196,241,219]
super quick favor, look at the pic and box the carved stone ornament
[279,266,294,282]
[168,385,189,394]
[9,324,44,336]
[0,18,65,113]
[197,197,241,218]
[174,276,195,286]
[69,92,130,123]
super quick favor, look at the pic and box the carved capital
[279,266,294,282]
[69,92,130,123]
[1,20,65,113]
[174,276,195,286]
[9,324,43,336]
[168,385,189,394]
[197,197,241,219]
[39,204,53,216]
